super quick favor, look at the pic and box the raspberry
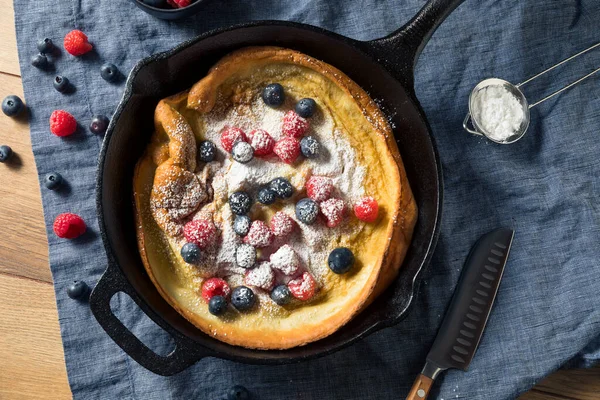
[201,278,231,302]
[244,262,275,291]
[306,176,333,202]
[270,245,300,275]
[282,110,309,138]
[273,136,300,164]
[49,110,77,137]
[320,198,345,228]
[243,220,274,248]
[248,129,275,156]
[184,219,217,249]
[53,213,86,239]
[354,196,379,223]
[167,0,191,7]
[220,127,247,152]
[63,30,93,56]
[288,272,316,301]
[270,211,295,237]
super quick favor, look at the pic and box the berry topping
[37,38,54,54]
[0,145,13,163]
[89,115,109,135]
[328,247,355,274]
[243,220,274,248]
[269,245,300,275]
[201,278,231,302]
[50,110,77,137]
[320,198,345,228]
[269,177,294,199]
[270,211,295,237]
[53,76,70,93]
[354,196,379,223]
[64,30,92,56]
[295,98,317,118]
[53,213,86,239]
[181,242,202,264]
[288,272,317,301]
[67,281,89,300]
[198,140,216,162]
[44,172,63,190]
[220,127,247,152]
[306,176,333,202]
[262,83,285,107]
[235,244,257,269]
[300,136,320,159]
[183,219,217,249]
[167,0,191,8]
[231,286,256,311]
[270,285,292,306]
[233,215,252,236]
[100,63,120,83]
[231,141,254,164]
[31,53,48,69]
[273,136,300,164]
[228,191,252,215]
[208,295,227,316]
[227,385,251,400]
[2,95,24,117]
[244,262,275,291]
[257,187,277,205]
[282,110,309,138]
[295,198,319,225]
[248,129,275,156]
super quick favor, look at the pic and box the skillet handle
[363,0,465,90]
[89,263,211,376]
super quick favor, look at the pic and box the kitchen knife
[406,227,515,400]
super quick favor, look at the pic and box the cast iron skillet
[91,0,464,376]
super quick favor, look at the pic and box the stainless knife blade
[406,227,514,400]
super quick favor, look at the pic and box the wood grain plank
[520,389,572,400]
[0,274,71,399]
[0,0,20,75]
[0,72,50,283]
[520,368,600,400]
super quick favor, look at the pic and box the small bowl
[467,78,530,144]
[131,0,206,20]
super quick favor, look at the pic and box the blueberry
[67,281,89,300]
[229,191,252,215]
[257,187,276,205]
[233,215,251,236]
[328,247,355,274]
[89,115,109,134]
[300,136,320,159]
[31,53,48,69]
[53,75,70,93]
[270,285,292,306]
[295,198,319,224]
[269,177,293,199]
[198,140,216,162]
[37,38,54,54]
[44,172,63,190]
[231,286,255,311]
[0,145,12,163]
[142,0,166,7]
[100,63,119,82]
[2,95,24,117]
[208,295,228,316]
[262,83,285,107]
[181,242,201,264]
[295,98,317,118]
[235,244,256,269]
[231,141,254,164]
[227,385,251,400]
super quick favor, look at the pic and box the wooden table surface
[1,2,599,399]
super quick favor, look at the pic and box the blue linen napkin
[13,0,600,398]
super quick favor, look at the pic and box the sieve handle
[463,113,483,136]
